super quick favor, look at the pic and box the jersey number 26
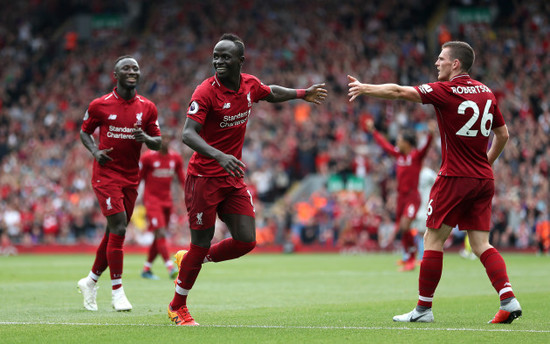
[456,100,493,137]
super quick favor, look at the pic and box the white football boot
[112,287,133,311]
[393,308,434,322]
[77,277,98,311]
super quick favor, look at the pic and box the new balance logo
[418,84,433,94]
[106,197,112,210]
[223,103,231,109]
[108,114,117,120]
[196,212,203,225]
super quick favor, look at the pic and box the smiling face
[212,40,244,82]
[435,47,455,81]
[114,58,140,90]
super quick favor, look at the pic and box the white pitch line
[0,321,549,333]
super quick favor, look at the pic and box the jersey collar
[112,87,138,102]
[450,74,470,81]
[213,74,243,94]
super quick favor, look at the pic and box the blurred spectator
[1,0,549,252]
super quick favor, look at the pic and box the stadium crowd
[1,0,549,254]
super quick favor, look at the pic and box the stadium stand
[0,0,548,254]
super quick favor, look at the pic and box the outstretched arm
[181,117,246,178]
[347,75,421,103]
[263,83,328,104]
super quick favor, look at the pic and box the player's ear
[453,58,461,71]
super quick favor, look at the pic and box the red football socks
[402,229,416,261]
[146,239,158,264]
[91,232,109,279]
[480,247,515,300]
[156,237,170,262]
[417,250,443,308]
[107,233,125,290]
[171,244,209,309]
[207,238,256,263]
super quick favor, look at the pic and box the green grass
[1,252,549,343]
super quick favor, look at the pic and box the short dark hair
[442,41,475,73]
[114,55,135,70]
[401,128,417,147]
[219,33,245,57]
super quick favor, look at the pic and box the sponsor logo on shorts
[106,197,112,210]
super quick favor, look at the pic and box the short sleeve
[251,77,271,102]
[187,85,210,125]
[144,103,161,137]
[414,82,448,107]
[81,100,102,134]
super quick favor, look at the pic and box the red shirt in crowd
[139,149,185,207]
[414,74,505,179]
[81,88,161,186]
[185,73,271,177]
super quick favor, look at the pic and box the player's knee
[470,242,490,257]
[234,239,256,255]
[110,226,126,236]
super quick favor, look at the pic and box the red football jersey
[139,149,185,207]
[373,131,433,195]
[186,73,272,177]
[414,74,505,179]
[81,88,161,186]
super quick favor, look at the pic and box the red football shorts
[396,191,421,222]
[426,176,494,231]
[185,174,255,230]
[93,183,138,222]
[144,203,172,231]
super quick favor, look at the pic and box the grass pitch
[1,252,549,343]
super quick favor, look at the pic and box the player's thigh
[399,196,421,230]
[106,211,129,236]
[220,213,256,242]
[458,179,494,231]
[424,223,453,251]
[218,185,256,242]
[427,176,491,230]
[122,186,138,222]
[190,226,216,248]
[145,204,166,230]
[184,175,223,230]
[93,183,126,218]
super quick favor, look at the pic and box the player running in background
[139,133,185,280]
[77,56,162,312]
[167,33,327,326]
[348,41,521,324]
[366,118,434,271]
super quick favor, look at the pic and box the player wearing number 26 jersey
[414,75,505,180]
[348,41,520,325]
